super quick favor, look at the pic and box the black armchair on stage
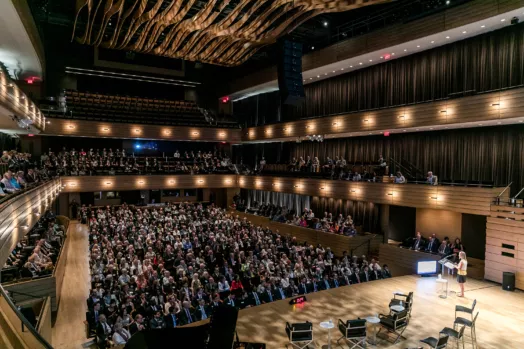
[455,299,476,321]
[336,319,367,349]
[285,321,313,349]
[389,291,414,317]
[378,309,409,343]
[420,334,449,348]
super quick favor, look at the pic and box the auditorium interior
[1,0,524,348]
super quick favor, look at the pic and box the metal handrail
[350,234,377,258]
[0,284,53,349]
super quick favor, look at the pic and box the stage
[234,275,524,349]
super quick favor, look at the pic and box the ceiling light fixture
[417,45,420,48]
[359,62,363,65]
[481,25,485,28]
[501,18,505,22]
[462,31,467,34]
[446,36,450,39]
[404,49,407,52]
[431,40,435,43]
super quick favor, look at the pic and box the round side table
[436,278,448,299]
[320,320,335,349]
[365,316,381,345]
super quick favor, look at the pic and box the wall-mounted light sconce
[169,180,175,184]
[364,119,369,123]
[398,115,405,119]
[102,127,110,131]
[491,103,500,106]
[387,193,393,196]
[350,190,356,193]
[68,183,77,187]
[138,181,144,184]
[332,122,338,126]
[220,132,226,136]
[319,187,325,190]
[135,129,141,133]
[429,196,438,200]
[20,225,29,230]
[440,110,447,113]
[105,182,112,185]
[198,180,204,183]
[193,132,199,135]
[294,185,300,188]
[68,125,75,129]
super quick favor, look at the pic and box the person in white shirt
[394,171,406,184]
[112,322,130,345]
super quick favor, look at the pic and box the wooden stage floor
[54,223,523,349]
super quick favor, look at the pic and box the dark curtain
[310,197,381,233]
[234,23,524,125]
[232,142,288,167]
[286,125,524,194]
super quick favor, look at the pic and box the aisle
[52,222,93,349]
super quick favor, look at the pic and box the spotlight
[323,21,328,27]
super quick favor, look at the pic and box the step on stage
[234,275,524,349]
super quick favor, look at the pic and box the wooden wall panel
[43,118,242,143]
[238,175,504,216]
[229,211,382,258]
[229,0,523,93]
[485,205,524,290]
[61,175,239,193]
[242,88,524,142]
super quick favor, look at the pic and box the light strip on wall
[65,67,200,85]
[65,71,197,87]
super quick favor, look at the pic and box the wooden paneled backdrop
[43,118,242,143]
[230,211,382,257]
[242,87,524,142]
[61,174,505,216]
[238,175,505,216]
[229,0,523,93]
[485,204,524,289]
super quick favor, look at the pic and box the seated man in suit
[425,236,439,253]
[331,273,341,288]
[248,288,263,306]
[381,264,392,279]
[225,293,237,308]
[195,299,211,321]
[149,310,166,329]
[426,171,438,185]
[87,302,102,331]
[308,276,321,293]
[321,274,332,290]
[164,306,178,328]
[370,266,382,281]
[360,266,371,283]
[96,314,112,349]
[129,314,146,335]
[262,283,275,303]
[412,232,425,251]
[298,278,309,295]
[179,301,195,325]
[351,267,361,284]
[192,287,209,307]
[274,282,289,300]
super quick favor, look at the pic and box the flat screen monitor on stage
[417,261,437,275]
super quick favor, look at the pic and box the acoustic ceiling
[72,0,389,66]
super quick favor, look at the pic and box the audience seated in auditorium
[84,202,388,339]
[1,214,63,281]
[40,147,234,176]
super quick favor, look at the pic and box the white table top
[436,278,448,284]
[390,305,405,312]
[366,316,380,324]
[320,321,335,329]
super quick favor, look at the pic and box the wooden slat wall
[379,244,441,276]
[242,87,524,142]
[43,118,242,143]
[61,174,239,193]
[485,205,524,290]
[238,175,505,216]
[229,211,382,257]
[4,277,57,312]
[229,0,524,93]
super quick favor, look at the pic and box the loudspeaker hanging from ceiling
[278,40,305,106]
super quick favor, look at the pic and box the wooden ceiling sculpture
[72,0,389,66]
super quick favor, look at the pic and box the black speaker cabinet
[278,40,305,106]
[502,272,515,291]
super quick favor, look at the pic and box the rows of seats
[44,90,238,128]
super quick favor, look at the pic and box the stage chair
[378,309,409,344]
[455,299,476,321]
[389,291,413,317]
[336,319,367,349]
[454,312,478,349]
[420,335,449,348]
[440,325,466,349]
[285,321,313,349]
